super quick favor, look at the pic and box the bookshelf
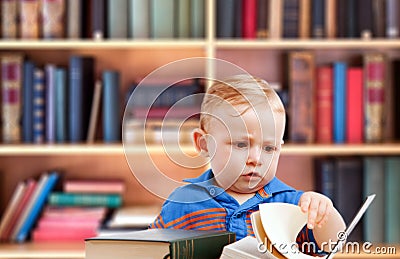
[0,0,399,258]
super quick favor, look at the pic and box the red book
[242,0,257,38]
[363,53,386,143]
[346,67,364,143]
[315,66,333,143]
[32,227,97,241]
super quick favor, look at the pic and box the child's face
[204,102,284,194]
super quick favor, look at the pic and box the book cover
[41,0,65,38]
[1,179,36,241]
[45,64,57,143]
[1,0,17,38]
[386,0,399,38]
[55,67,67,142]
[107,0,128,38]
[288,51,315,143]
[282,0,299,38]
[311,0,325,38]
[363,156,385,243]
[346,67,363,143]
[220,236,275,259]
[150,0,175,38]
[87,80,102,143]
[66,0,82,38]
[299,0,310,38]
[190,0,205,38]
[85,229,235,259]
[102,71,121,143]
[1,53,24,143]
[22,60,35,143]
[48,192,122,208]
[128,0,150,38]
[315,66,333,143]
[69,55,95,143]
[217,0,236,38]
[0,181,26,241]
[32,67,46,144]
[19,0,40,39]
[106,205,160,229]
[333,61,347,143]
[242,0,257,38]
[268,0,283,38]
[363,53,386,143]
[384,157,400,243]
[64,179,125,194]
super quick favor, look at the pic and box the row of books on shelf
[0,53,122,144]
[287,51,393,144]
[314,156,400,243]
[218,0,399,39]
[0,0,205,40]
[0,171,126,243]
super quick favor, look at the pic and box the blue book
[15,172,59,243]
[22,60,34,143]
[103,71,121,142]
[69,56,95,142]
[311,0,325,38]
[55,68,67,142]
[32,68,46,143]
[333,62,347,143]
[45,64,56,143]
[217,0,235,38]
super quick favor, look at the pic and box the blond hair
[200,74,285,131]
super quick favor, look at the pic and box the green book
[48,192,122,208]
[385,157,400,243]
[85,229,235,259]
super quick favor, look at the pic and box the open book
[247,194,375,259]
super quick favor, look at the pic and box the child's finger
[299,193,311,213]
[317,204,332,228]
[307,198,320,229]
[315,201,327,225]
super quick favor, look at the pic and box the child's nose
[246,145,262,166]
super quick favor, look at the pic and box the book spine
[325,0,336,38]
[190,0,205,38]
[69,56,95,143]
[217,0,236,38]
[386,0,399,38]
[41,0,65,39]
[333,62,347,143]
[234,0,243,38]
[256,0,268,38]
[1,0,18,38]
[19,0,40,39]
[150,0,175,38]
[346,67,363,143]
[107,0,128,38]
[22,60,35,143]
[311,0,325,38]
[128,0,150,38]
[315,66,333,143]
[176,0,190,38]
[268,0,283,38]
[242,0,257,38]
[363,53,386,143]
[385,157,400,243]
[289,51,315,143]
[55,67,67,142]
[66,0,82,38]
[92,0,106,39]
[363,157,385,243]
[1,54,23,143]
[314,157,335,201]
[103,71,121,143]
[282,0,299,38]
[33,68,46,143]
[358,0,373,38]
[15,172,59,243]
[48,193,122,208]
[45,64,56,143]
[299,0,311,38]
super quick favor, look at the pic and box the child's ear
[192,128,209,157]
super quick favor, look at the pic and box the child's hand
[298,192,333,229]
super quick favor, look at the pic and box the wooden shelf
[215,39,400,49]
[0,144,399,156]
[0,242,84,258]
[0,39,207,49]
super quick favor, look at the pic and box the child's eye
[263,145,277,153]
[234,142,248,149]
